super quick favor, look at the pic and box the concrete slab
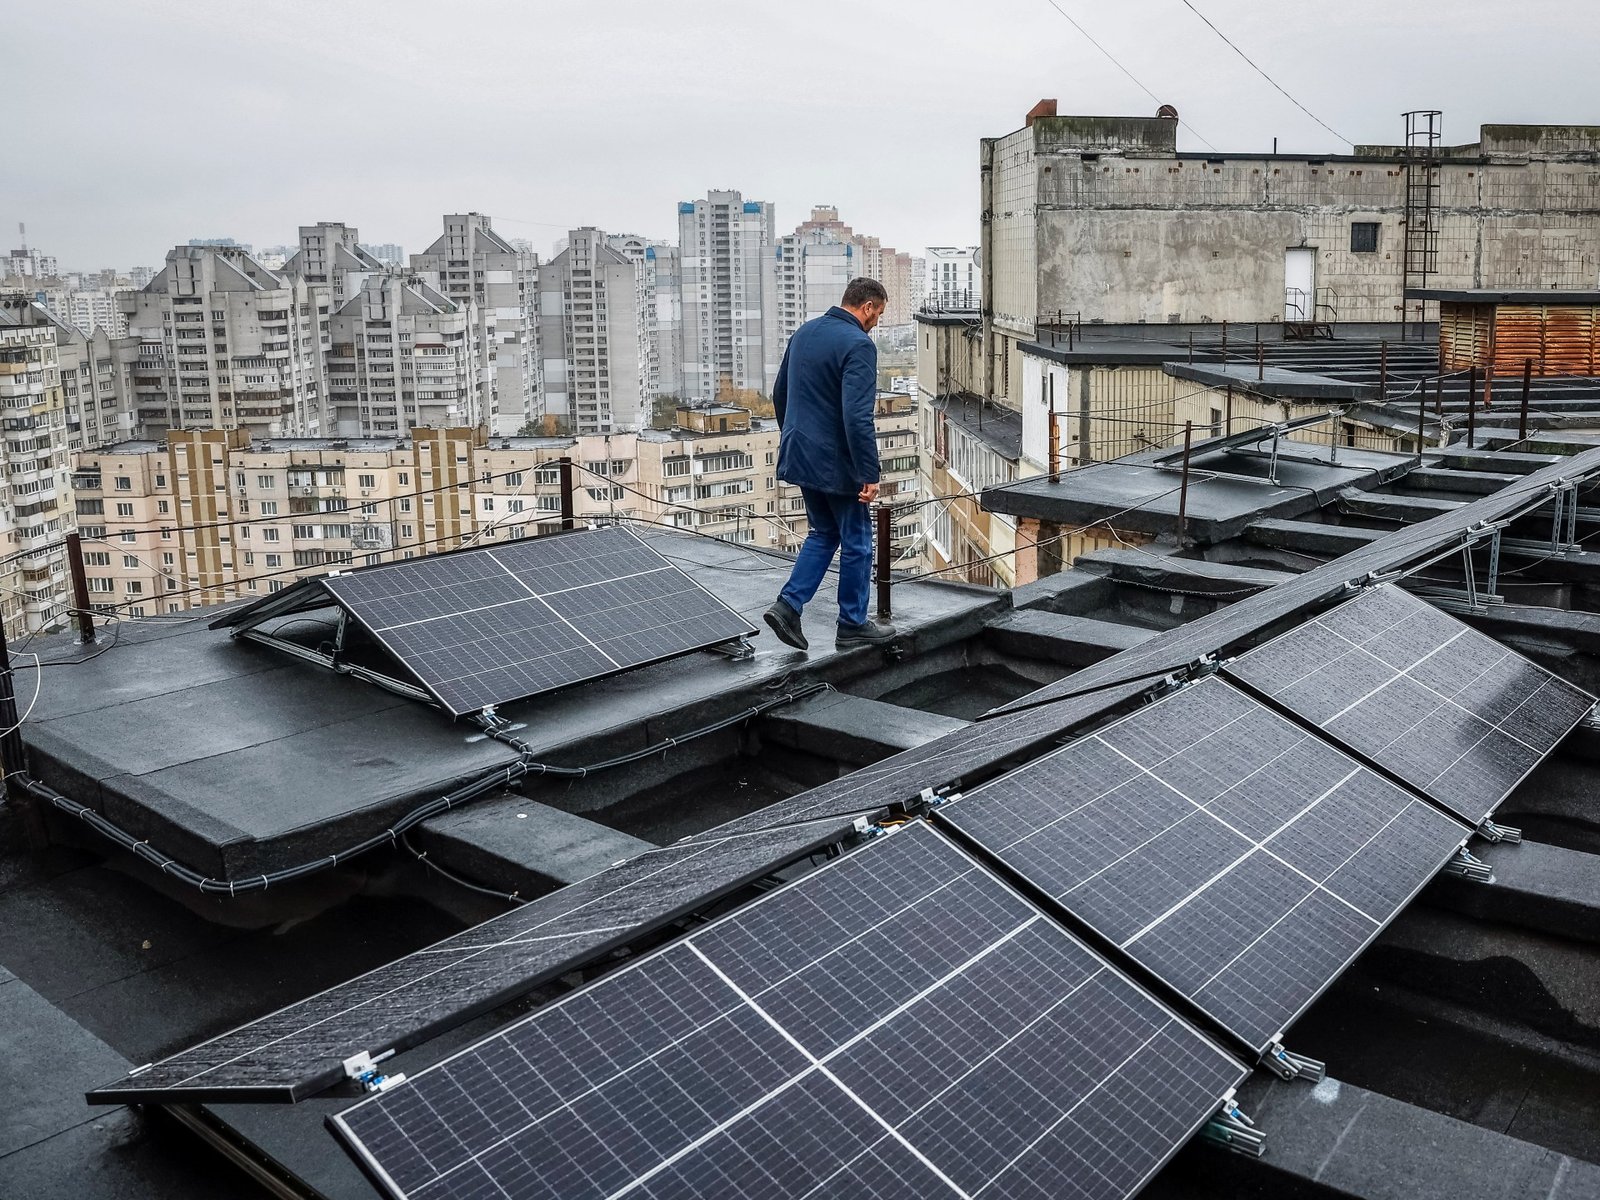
[983,609,1156,666]
[1244,518,1382,556]
[418,796,656,893]
[0,976,130,1157]
[20,530,996,882]
[1234,1073,1600,1200]
[1337,486,1465,522]
[1073,547,1296,595]
[760,690,970,768]
[1428,839,1600,946]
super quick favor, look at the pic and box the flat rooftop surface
[20,529,994,880]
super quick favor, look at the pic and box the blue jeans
[779,488,872,627]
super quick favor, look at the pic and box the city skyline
[11,0,1600,268]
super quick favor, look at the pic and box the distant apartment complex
[539,228,652,434]
[925,246,980,309]
[678,190,776,402]
[0,298,78,636]
[411,214,540,435]
[69,399,920,613]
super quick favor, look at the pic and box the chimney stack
[1025,99,1058,127]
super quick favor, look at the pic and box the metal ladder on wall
[1401,110,1441,341]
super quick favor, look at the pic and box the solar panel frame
[1223,584,1595,828]
[938,677,1472,1054]
[328,823,1250,1200]
[322,526,758,717]
[87,815,865,1106]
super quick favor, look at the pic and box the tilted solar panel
[323,526,757,716]
[330,823,1249,1200]
[1224,584,1594,828]
[88,815,860,1105]
[940,677,1470,1053]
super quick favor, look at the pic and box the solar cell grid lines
[322,526,756,716]
[1224,584,1595,828]
[940,677,1470,1052]
[88,816,860,1105]
[330,823,1249,1200]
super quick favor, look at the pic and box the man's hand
[858,482,880,504]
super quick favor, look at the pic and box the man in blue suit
[764,277,898,651]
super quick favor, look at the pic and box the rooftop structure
[8,416,1600,1198]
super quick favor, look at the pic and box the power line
[1177,0,1354,148]
[1040,0,1219,152]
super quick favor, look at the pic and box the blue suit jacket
[772,307,880,495]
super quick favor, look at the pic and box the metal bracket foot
[1443,846,1494,883]
[1477,818,1522,844]
[342,1050,406,1094]
[1263,1042,1325,1082]
[1201,1095,1265,1158]
[706,637,755,661]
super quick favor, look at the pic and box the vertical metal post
[1435,373,1444,417]
[1519,358,1533,443]
[874,504,892,619]
[1256,342,1265,382]
[1048,408,1061,483]
[1188,333,1194,365]
[1483,366,1493,410]
[1466,367,1478,449]
[1379,340,1388,400]
[1176,421,1194,545]
[1415,389,1426,456]
[558,456,575,531]
[1220,320,1229,361]
[65,532,95,644]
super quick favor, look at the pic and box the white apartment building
[65,288,127,338]
[0,296,78,637]
[283,222,386,309]
[678,191,776,401]
[119,245,329,439]
[768,233,857,355]
[605,233,665,406]
[327,273,479,435]
[411,214,539,436]
[539,229,651,434]
[647,244,684,400]
[926,247,980,309]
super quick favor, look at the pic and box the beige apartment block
[70,402,921,613]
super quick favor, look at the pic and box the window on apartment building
[156,499,169,514]
[126,580,142,595]
[265,554,281,567]
[268,581,285,593]
[663,456,690,477]
[122,555,138,569]
[114,476,131,491]
[1350,222,1380,253]
[166,579,178,592]
[120,531,136,544]
[261,528,280,542]
[155,474,165,488]
[397,472,409,485]
[257,475,275,489]
[399,498,412,512]
[361,502,377,516]
[161,552,174,566]
[358,474,376,489]
[115,502,134,517]
[84,552,110,567]
[507,499,524,513]
[87,578,114,594]
[483,497,495,511]
[260,501,277,515]
[400,525,413,538]
[1210,407,1223,436]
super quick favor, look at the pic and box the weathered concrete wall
[982,127,1039,339]
[1022,140,1600,325]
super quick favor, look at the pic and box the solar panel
[1224,584,1595,828]
[88,815,860,1105]
[939,677,1470,1053]
[330,823,1249,1200]
[322,526,757,716]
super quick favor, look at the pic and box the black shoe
[764,600,808,650]
[835,618,898,649]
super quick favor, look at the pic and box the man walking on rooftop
[764,277,898,652]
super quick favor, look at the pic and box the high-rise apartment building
[539,229,651,434]
[604,233,666,407]
[359,243,406,267]
[64,288,127,338]
[283,222,385,309]
[768,231,857,356]
[326,273,479,435]
[678,191,775,401]
[925,247,980,309]
[410,214,539,435]
[646,244,683,401]
[0,296,79,637]
[119,245,329,439]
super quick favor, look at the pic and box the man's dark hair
[842,277,888,308]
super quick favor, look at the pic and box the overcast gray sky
[8,0,1598,271]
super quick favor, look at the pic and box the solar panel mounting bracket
[1201,1094,1267,1158]
[1476,818,1522,845]
[1263,1041,1326,1083]
[1442,846,1494,884]
[702,635,754,661]
[342,1050,406,1095]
